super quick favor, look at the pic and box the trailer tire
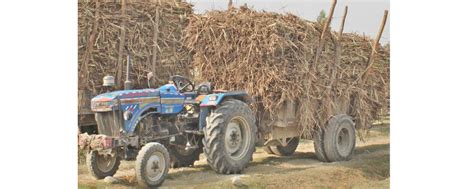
[203,99,257,174]
[263,146,274,155]
[270,137,299,156]
[313,128,329,162]
[168,127,202,168]
[169,140,202,168]
[86,150,120,179]
[136,142,170,187]
[323,114,356,162]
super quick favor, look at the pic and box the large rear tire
[270,137,300,156]
[86,150,120,179]
[323,114,356,162]
[135,142,170,187]
[203,99,257,174]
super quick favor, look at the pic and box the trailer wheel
[323,114,356,162]
[313,128,329,162]
[86,150,120,179]
[263,146,274,155]
[203,99,257,174]
[169,138,202,168]
[135,142,170,187]
[168,127,202,168]
[270,137,300,156]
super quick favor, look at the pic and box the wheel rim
[224,116,251,160]
[96,153,117,172]
[145,152,166,182]
[336,125,351,156]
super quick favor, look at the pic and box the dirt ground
[78,125,389,189]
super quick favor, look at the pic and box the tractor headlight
[123,110,132,120]
[209,95,217,101]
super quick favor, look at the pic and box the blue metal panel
[123,102,162,134]
[159,84,185,114]
[200,91,249,107]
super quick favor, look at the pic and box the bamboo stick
[152,6,159,76]
[117,0,127,87]
[338,6,348,38]
[358,10,388,84]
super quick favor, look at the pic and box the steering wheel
[170,75,194,93]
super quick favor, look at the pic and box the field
[78,122,389,189]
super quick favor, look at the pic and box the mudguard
[198,91,252,130]
[199,91,252,107]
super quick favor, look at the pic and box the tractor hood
[90,84,177,112]
[92,88,161,102]
[91,88,161,112]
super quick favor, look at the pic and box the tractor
[78,48,356,187]
[78,74,257,187]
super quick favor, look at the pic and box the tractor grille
[95,111,123,137]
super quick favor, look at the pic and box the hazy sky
[187,0,390,43]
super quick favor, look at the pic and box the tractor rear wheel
[86,150,120,179]
[203,99,257,174]
[135,142,170,187]
[270,137,300,156]
[323,114,356,162]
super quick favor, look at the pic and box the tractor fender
[198,91,253,131]
[199,91,253,107]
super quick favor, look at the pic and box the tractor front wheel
[203,99,257,174]
[86,150,120,179]
[135,142,170,187]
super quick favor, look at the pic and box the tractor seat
[196,82,213,95]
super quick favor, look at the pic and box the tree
[317,10,327,23]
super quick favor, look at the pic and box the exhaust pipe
[124,44,133,90]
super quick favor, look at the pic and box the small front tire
[135,142,170,187]
[86,150,120,179]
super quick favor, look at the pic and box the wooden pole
[299,0,337,131]
[333,5,348,86]
[338,6,348,37]
[318,0,337,45]
[357,10,388,84]
[117,0,127,87]
[228,0,233,9]
[310,0,337,71]
[152,7,159,76]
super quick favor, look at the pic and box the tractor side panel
[200,91,250,107]
[159,84,185,114]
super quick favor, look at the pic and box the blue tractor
[79,47,358,187]
[79,73,256,187]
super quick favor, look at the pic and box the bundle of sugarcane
[78,0,193,96]
[184,6,389,137]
